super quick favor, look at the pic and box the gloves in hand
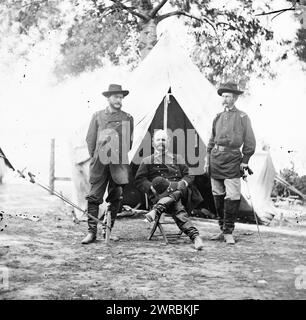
[177,180,187,192]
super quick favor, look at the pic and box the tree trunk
[138,18,158,60]
[136,0,157,60]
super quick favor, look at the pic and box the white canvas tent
[240,151,277,224]
[124,31,219,164]
[122,31,277,224]
[70,31,277,224]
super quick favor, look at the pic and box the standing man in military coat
[81,84,134,244]
[204,82,256,244]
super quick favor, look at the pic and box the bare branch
[158,10,200,22]
[150,0,168,17]
[157,10,216,33]
[271,10,288,21]
[110,0,150,21]
[271,5,296,21]
[255,6,295,17]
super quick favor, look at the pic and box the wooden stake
[49,138,55,194]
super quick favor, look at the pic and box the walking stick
[242,167,264,246]
[105,211,112,245]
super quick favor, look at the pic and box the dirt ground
[0,179,306,300]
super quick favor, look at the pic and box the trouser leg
[213,195,225,231]
[223,199,240,234]
[105,177,124,230]
[223,178,241,234]
[86,201,100,234]
[211,178,226,232]
[171,200,199,241]
[85,167,109,235]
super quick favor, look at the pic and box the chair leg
[148,218,159,240]
[158,223,169,245]
[177,230,183,238]
[147,216,169,245]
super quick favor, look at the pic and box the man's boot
[210,194,225,241]
[223,234,235,245]
[101,214,119,241]
[223,199,240,245]
[171,203,201,249]
[194,236,204,250]
[101,200,122,241]
[144,201,168,223]
[81,201,99,244]
[144,209,157,223]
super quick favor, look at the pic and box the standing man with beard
[204,82,256,245]
[81,84,134,244]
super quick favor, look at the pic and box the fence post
[49,138,55,194]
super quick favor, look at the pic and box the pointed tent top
[124,30,220,161]
[156,29,184,50]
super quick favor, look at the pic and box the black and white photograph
[0,0,306,303]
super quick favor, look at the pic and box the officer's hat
[217,82,244,96]
[152,177,178,197]
[102,84,129,98]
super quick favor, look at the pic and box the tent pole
[163,94,170,131]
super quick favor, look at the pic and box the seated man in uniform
[135,129,204,250]
[143,176,184,223]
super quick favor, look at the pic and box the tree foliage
[0,0,304,84]
[295,28,306,63]
[55,0,279,85]
[55,7,139,77]
[189,2,275,87]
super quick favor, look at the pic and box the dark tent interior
[123,91,216,217]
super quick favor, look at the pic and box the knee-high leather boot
[81,201,99,244]
[101,198,122,240]
[223,199,240,234]
[210,195,225,241]
[223,199,240,245]
[109,198,122,230]
[213,194,225,231]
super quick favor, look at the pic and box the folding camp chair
[145,194,185,244]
